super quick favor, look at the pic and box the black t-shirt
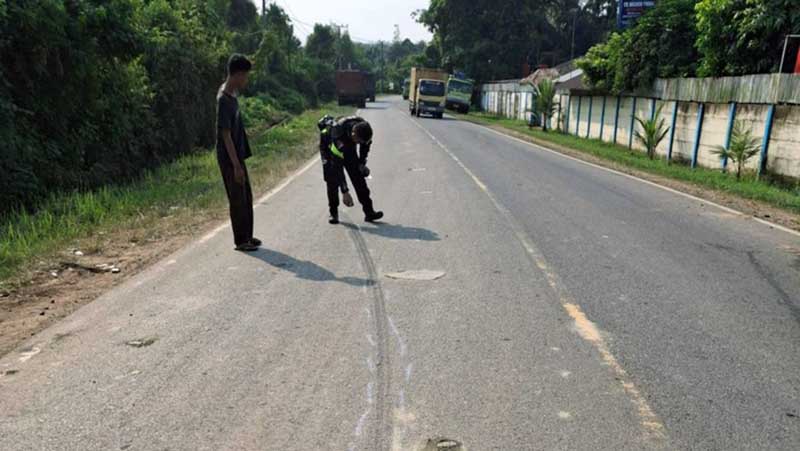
[216,89,251,166]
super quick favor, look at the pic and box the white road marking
[465,119,800,238]
[408,116,668,442]
[18,347,41,363]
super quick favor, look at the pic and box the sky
[259,0,433,44]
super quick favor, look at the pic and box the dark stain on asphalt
[422,438,464,451]
[126,337,157,348]
[747,251,800,326]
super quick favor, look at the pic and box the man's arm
[320,131,349,193]
[223,129,245,184]
[358,141,371,165]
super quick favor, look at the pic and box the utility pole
[570,6,579,60]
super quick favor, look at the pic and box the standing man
[217,54,260,252]
[318,115,384,225]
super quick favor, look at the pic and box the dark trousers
[218,159,254,246]
[327,162,376,216]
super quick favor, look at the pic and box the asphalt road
[1,96,798,451]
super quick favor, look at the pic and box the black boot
[365,211,383,223]
[329,209,339,225]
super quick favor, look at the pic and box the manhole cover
[385,270,446,281]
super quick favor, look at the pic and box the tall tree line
[0,0,372,215]
[413,0,618,83]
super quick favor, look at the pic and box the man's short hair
[352,122,373,143]
[228,54,252,76]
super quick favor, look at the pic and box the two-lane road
[1,96,798,450]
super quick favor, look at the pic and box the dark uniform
[319,116,380,221]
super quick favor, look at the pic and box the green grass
[0,103,352,284]
[461,112,800,215]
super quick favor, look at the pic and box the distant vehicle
[336,70,367,108]
[446,76,473,114]
[408,68,448,119]
[402,78,410,100]
[364,72,376,102]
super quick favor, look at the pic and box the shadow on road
[342,222,440,241]
[246,248,372,287]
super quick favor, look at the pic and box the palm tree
[712,121,761,180]
[534,79,557,132]
[634,104,670,160]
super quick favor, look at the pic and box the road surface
[1,96,798,450]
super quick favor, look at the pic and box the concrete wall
[480,89,533,121]
[491,88,800,179]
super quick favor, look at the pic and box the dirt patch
[469,120,800,233]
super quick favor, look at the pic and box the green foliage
[578,0,699,93]
[581,0,800,92]
[0,105,353,282]
[417,0,615,83]
[695,0,800,76]
[0,1,360,217]
[534,79,557,132]
[712,121,762,179]
[634,105,670,159]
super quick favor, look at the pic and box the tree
[534,79,557,132]
[712,122,761,180]
[305,24,337,64]
[578,0,699,93]
[695,0,800,76]
[634,105,670,159]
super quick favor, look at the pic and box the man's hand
[343,192,354,207]
[233,164,245,185]
[358,164,370,177]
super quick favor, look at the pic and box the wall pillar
[628,97,637,149]
[758,104,776,177]
[667,101,678,162]
[613,96,621,144]
[722,102,737,170]
[691,103,705,169]
[599,96,607,141]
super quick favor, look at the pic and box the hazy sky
[261,0,433,44]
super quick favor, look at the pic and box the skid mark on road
[407,114,668,444]
[347,222,392,451]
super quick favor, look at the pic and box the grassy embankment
[459,112,800,215]
[0,103,352,285]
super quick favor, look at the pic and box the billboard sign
[617,1,656,29]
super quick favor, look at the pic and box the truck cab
[415,79,446,118]
[446,76,473,114]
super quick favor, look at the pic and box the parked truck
[336,70,367,108]
[446,76,474,114]
[408,67,448,118]
[364,72,376,102]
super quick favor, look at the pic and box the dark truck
[336,70,367,108]
[364,72,376,102]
